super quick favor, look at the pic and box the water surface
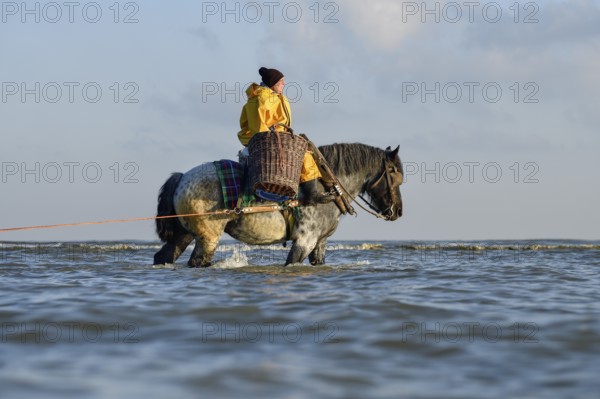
[1,240,599,398]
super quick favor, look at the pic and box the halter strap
[355,158,398,220]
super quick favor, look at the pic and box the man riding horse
[237,67,334,205]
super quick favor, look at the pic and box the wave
[0,242,161,252]
[2,240,599,253]
[394,242,600,251]
[214,243,385,252]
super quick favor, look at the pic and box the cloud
[190,26,220,50]
[461,0,600,49]
[343,0,424,51]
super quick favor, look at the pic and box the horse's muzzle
[383,204,402,221]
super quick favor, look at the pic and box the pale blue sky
[1,0,599,241]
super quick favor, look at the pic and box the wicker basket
[248,131,307,199]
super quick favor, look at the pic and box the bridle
[356,158,403,220]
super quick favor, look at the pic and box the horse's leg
[285,205,336,266]
[186,218,228,268]
[153,232,194,265]
[285,233,319,265]
[308,238,327,265]
[187,237,221,268]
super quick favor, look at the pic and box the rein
[356,195,388,220]
[326,156,397,221]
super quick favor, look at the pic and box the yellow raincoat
[238,83,320,182]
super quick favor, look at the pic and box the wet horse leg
[184,217,229,267]
[187,237,222,268]
[285,209,323,265]
[153,232,194,265]
[308,238,327,265]
[285,235,318,265]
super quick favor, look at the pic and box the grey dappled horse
[153,143,404,267]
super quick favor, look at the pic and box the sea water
[1,240,599,398]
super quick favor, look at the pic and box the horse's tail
[156,172,186,242]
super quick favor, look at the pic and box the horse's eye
[394,172,403,185]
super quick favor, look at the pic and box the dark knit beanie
[259,67,284,88]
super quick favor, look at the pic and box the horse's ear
[386,145,400,159]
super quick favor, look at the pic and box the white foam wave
[212,247,251,269]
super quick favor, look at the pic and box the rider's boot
[300,179,335,205]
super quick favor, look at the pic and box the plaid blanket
[213,160,255,209]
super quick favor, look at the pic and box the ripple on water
[1,240,599,398]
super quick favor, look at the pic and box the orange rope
[0,212,222,233]
[0,200,302,233]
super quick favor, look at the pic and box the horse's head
[364,145,404,221]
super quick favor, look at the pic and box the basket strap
[269,123,294,134]
[301,135,356,216]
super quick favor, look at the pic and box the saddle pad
[213,160,255,209]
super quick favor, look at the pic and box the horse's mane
[318,143,386,176]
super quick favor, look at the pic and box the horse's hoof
[187,262,212,268]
